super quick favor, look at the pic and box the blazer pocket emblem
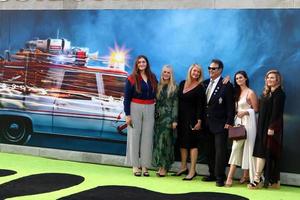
[218,97,223,104]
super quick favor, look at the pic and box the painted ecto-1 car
[0,38,128,145]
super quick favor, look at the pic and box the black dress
[253,87,286,184]
[177,81,206,149]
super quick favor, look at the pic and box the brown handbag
[228,124,247,140]
[228,115,247,140]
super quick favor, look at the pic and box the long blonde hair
[157,65,177,98]
[263,69,283,97]
[185,63,203,88]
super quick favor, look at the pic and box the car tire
[0,117,31,145]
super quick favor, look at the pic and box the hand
[126,116,133,127]
[224,124,232,129]
[267,129,274,136]
[222,75,231,84]
[236,111,248,118]
[172,122,177,129]
[192,120,201,131]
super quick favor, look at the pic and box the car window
[102,74,126,99]
[0,65,25,87]
[26,67,62,96]
[0,65,60,96]
[60,71,98,99]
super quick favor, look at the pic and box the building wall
[0,0,300,10]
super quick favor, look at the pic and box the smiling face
[235,73,247,87]
[162,67,172,81]
[208,62,222,80]
[266,72,280,88]
[190,66,201,80]
[137,57,147,72]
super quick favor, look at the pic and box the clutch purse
[228,124,247,140]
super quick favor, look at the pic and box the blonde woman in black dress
[249,70,286,189]
[173,64,206,180]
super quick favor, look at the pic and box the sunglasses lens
[208,67,218,71]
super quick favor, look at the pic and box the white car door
[52,70,103,137]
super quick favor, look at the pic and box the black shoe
[143,171,150,177]
[248,177,263,189]
[202,175,216,182]
[156,172,166,177]
[182,173,197,181]
[171,169,189,176]
[134,171,142,177]
[216,181,225,187]
[158,173,166,177]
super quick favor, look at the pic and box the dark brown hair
[132,55,157,93]
[234,71,249,102]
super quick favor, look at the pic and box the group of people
[123,55,285,189]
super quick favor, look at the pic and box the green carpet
[0,152,299,200]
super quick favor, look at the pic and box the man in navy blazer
[202,59,235,187]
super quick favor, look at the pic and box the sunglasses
[208,67,219,71]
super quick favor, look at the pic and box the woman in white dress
[225,71,258,187]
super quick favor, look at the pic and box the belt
[132,98,155,104]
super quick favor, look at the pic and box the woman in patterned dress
[152,65,178,177]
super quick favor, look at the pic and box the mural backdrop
[0,10,299,174]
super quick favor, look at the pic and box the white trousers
[125,102,155,168]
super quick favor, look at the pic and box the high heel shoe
[158,173,166,177]
[133,167,141,177]
[182,173,197,181]
[248,178,263,189]
[133,171,142,177]
[142,167,150,177]
[157,169,167,177]
[239,176,250,184]
[225,177,233,187]
[156,168,161,176]
[143,171,150,177]
[171,169,189,176]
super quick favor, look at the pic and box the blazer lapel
[203,79,210,89]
